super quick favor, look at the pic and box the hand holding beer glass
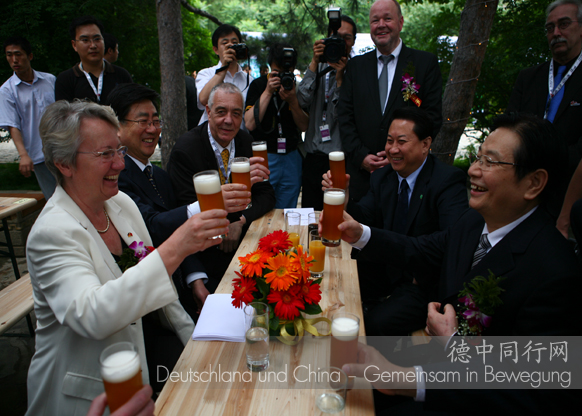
[193,170,227,238]
[322,188,345,247]
[230,157,252,209]
[99,342,143,413]
[252,141,269,181]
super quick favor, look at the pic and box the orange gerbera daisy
[289,245,313,282]
[259,230,293,254]
[231,272,257,308]
[267,284,305,321]
[239,249,270,277]
[264,253,299,291]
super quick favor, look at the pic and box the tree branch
[180,0,223,26]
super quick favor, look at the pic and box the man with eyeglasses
[55,16,132,103]
[508,0,582,183]
[0,36,57,199]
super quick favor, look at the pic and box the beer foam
[252,143,267,151]
[231,161,250,173]
[329,151,344,162]
[194,174,221,194]
[101,350,140,383]
[331,317,359,340]
[324,190,345,206]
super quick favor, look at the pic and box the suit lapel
[365,50,384,119]
[381,170,399,229]
[383,44,410,119]
[405,156,432,233]
[556,64,582,121]
[124,157,167,210]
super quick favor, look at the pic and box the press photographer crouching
[245,43,309,208]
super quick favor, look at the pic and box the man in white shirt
[0,36,56,198]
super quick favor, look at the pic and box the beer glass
[231,157,252,209]
[314,367,348,414]
[244,302,270,372]
[307,211,320,247]
[322,189,345,247]
[309,229,325,278]
[329,151,346,190]
[193,170,226,238]
[329,312,360,370]
[285,211,301,248]
[100,342,143,413]
[252,141,269,181]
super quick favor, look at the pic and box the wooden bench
[0,273,35,336]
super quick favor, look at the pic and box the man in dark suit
[168,83,276,281]
[507,0,582,178]
[336,114,579,413]
[337,0,443,202]
[323,107,467,335]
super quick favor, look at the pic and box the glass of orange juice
[285,212,301,248]
[309,229,326,278]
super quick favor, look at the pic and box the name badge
[277,137,286,153]
[320,124,331,142]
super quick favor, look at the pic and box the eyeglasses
[122,119,163,129]
[75,36,104,45]
[544,19,579,34]
[469,153,520,171]
[77,146,128,160]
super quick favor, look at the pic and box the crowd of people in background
[1,0,582,414]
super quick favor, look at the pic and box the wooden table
[0,197,37,280]
[155,209,375,415]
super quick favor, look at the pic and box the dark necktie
[547,65,567,123]
[393,179,409,234]
[378,54,394,113]
[144,165,165,205]
[218,148,230,185]
[471,233,491,269]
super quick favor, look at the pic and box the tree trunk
[432,0,499,165]
[156,0,187,169]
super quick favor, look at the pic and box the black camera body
[272,47,296,91]
[320,7,346,64]
[229,43,249,60]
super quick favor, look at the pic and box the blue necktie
[547,65,567,122]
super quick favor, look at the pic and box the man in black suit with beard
[333,113,580,414]
[338,0,443,203]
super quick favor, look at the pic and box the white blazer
[25,186,194,416]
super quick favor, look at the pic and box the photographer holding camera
[298,9,357,210]
[197,24,252,128]
[245,43,309,208]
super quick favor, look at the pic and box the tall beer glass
[193,170,226,238]
[329,151,346,190]
[231,157,252,209]
[329,312,360,370]
[322,188,345,247]
[252,141,269,181]
[100,342,143,413]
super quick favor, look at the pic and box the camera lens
[323,39,345,64]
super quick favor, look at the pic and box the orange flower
[267,284,304,320]
[259,230,293,254]
[231,272,257,308]
[239,249,269,277]
[265,253,299,291]
[289,245,313,282]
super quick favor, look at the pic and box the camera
[270,47,296,90]
[229,43,249,60]
[320,7,346,64]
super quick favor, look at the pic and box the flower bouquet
[117,241,154,272]
[231,230,331,344]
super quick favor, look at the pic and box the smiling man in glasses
[55,15,132,103]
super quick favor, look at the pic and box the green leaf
[256,278,270,298]
[313,278,323,285]
[303,303,322,315]
[270,315,280,331]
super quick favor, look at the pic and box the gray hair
[40,100,119,185]
[207,83,244,109]
[547,0,582,22]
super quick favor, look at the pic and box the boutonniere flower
[401,73,422,107]
[456,270,505,338]
[117,241,155,272]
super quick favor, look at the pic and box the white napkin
[192,294,246,342]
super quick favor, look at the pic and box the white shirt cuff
[444,331,458,351]
[187,202,201,218]
[186,272,208,287]
[350,224,371,250]
[414,365,426,402]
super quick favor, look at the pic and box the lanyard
[272,96,286,137]
[545,51,582,119]
[80,61,104,103]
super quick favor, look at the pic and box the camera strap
[214,63,250,91]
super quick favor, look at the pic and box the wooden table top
[0,197,37,221]
[155,209,375,416]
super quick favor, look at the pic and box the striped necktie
[471,233,491,269]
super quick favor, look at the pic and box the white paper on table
[192,294,246,342]
[283,208,314,225]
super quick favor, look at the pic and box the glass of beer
[231,157,252,209]
[329,312,359,370]
[314,367,348,414]
[100,341,143,413]
[329,151,346,190]
[322,189,345,247]
[244,302,270,372]
[307,211,320,247]
[193,170,227,238]
[252,141,269,181]
[309,229,325,278]
[285,211,301,248]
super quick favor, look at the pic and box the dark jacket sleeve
[54,70,74,102]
